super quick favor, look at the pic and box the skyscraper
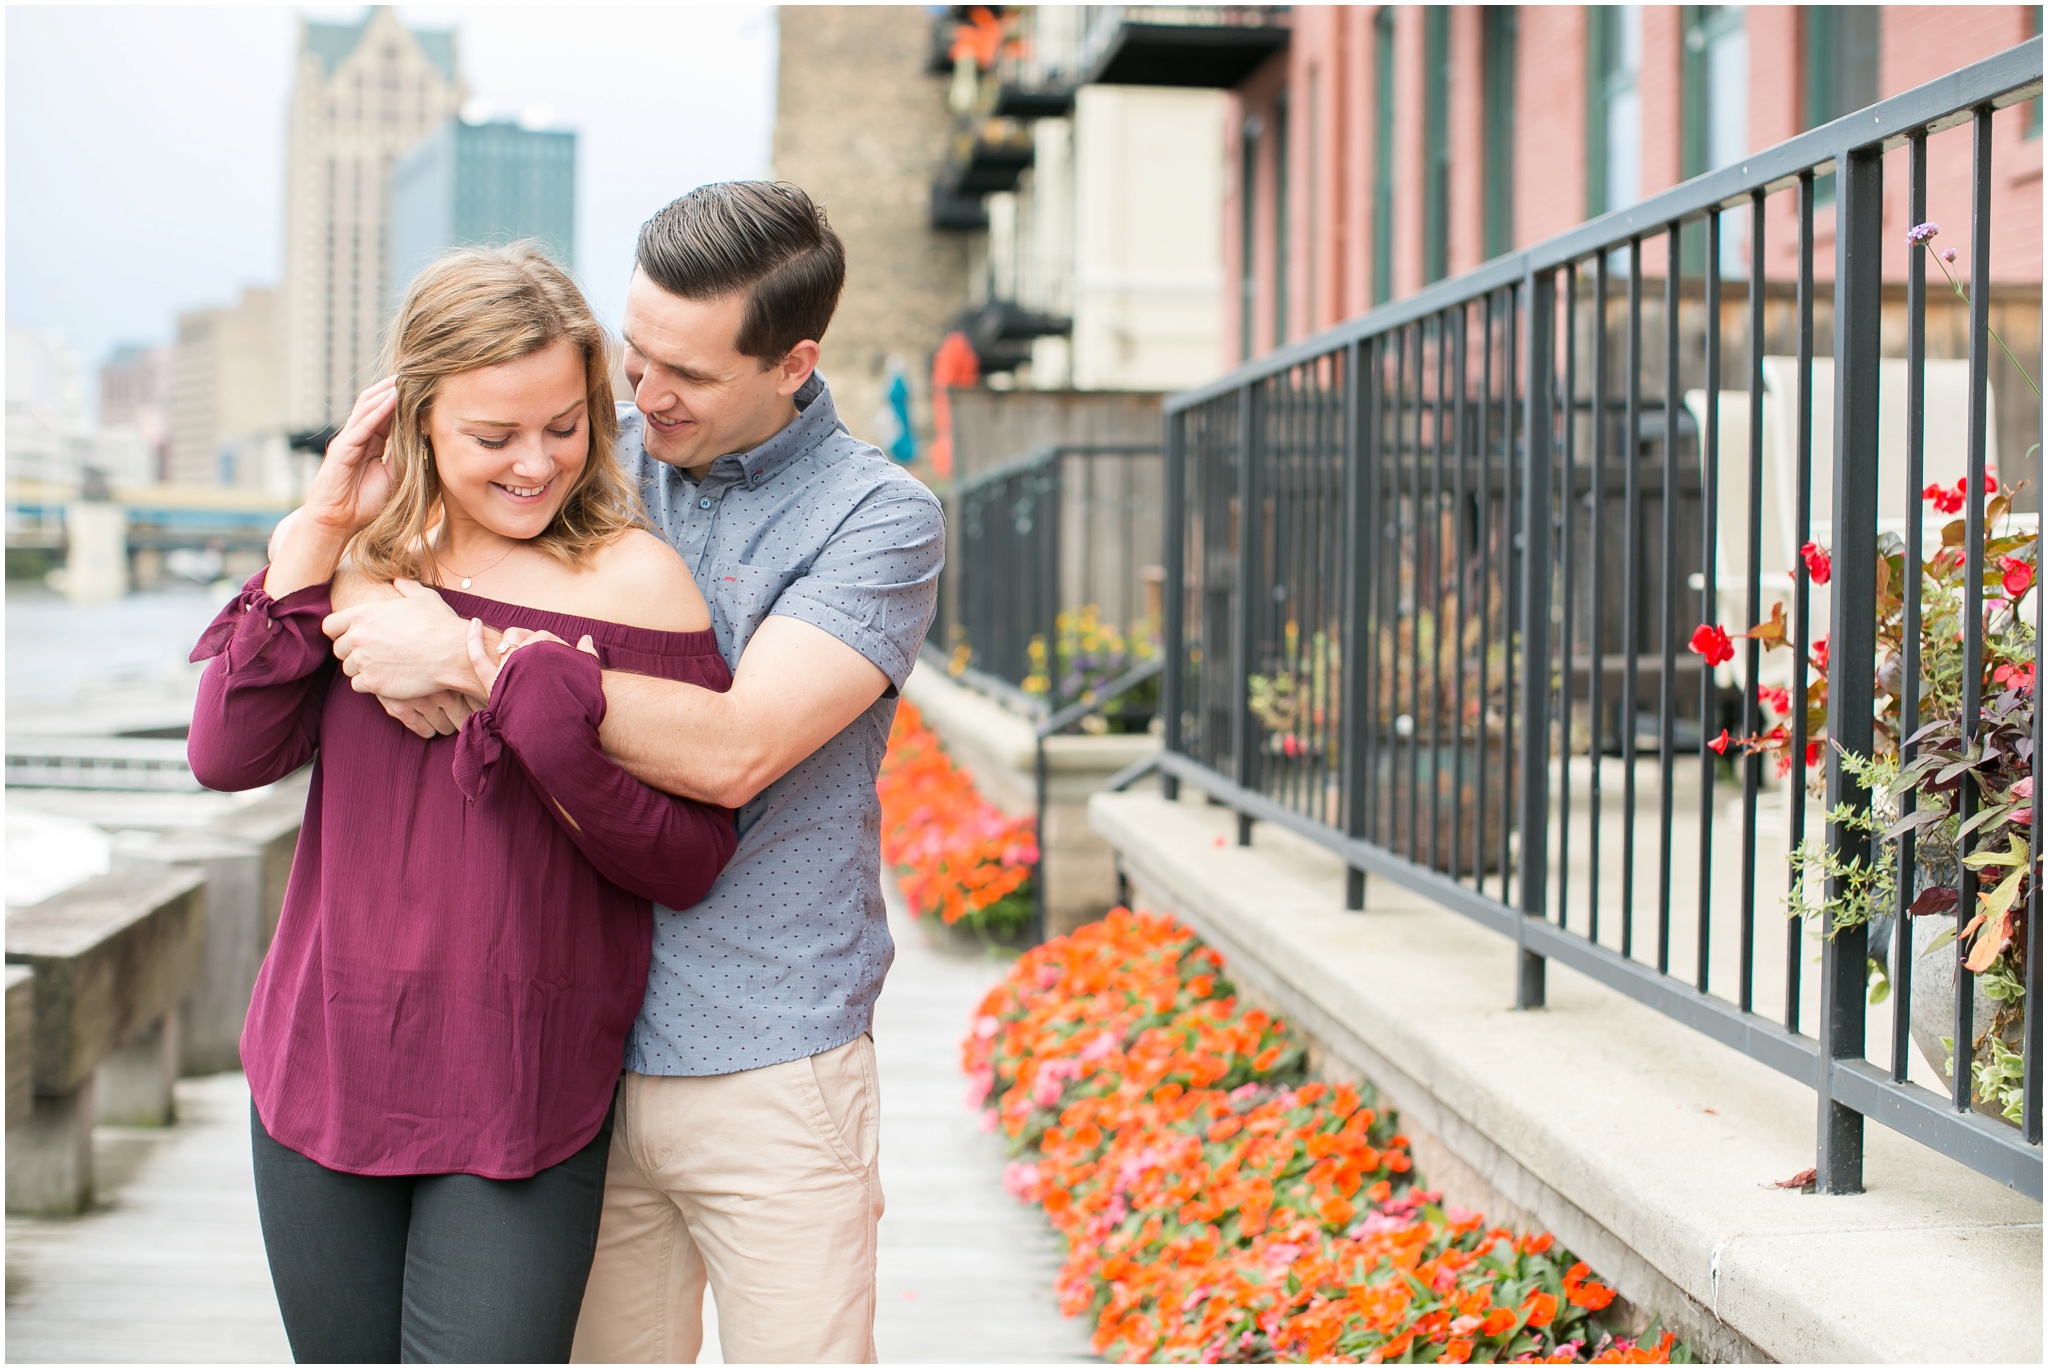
[168,287,282,488]
[281,7,467,432]
[389,117,577,310]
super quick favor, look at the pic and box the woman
[187,245,734,1363]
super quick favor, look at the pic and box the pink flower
[1943,247,1958,263]
[974,1014,1001,1039]
[1002,1160,1041,1200]
[1906,222,1940,244]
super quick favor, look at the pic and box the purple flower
[1906,222,1940,245]
[1943,248,1958,263]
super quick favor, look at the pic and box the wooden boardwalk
[4,888,1093,1364]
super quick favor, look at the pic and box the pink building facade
[1227,5,2043,365]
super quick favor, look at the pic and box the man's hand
[325,579,480,700]
[380,690,478,740]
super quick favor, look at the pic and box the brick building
[772,6,972,469]
[1230,5,2042,360]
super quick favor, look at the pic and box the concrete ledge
[907,663,1156,937]
[7,965,33,1128]
[1091,789,2042,1364]
[7,865,206,1097]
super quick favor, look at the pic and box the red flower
[1998,555,2034,599]
[1810,636,1829,674]
[1707,729,1730,755]
[1688,623,1734,667]
[1799,541,1831,585]
[1994,661,2037,695]
[1805,741,1821,769]
[1757,685,1791,715]
[1923,480,1965,515]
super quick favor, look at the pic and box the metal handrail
[1155,39,2044,1199]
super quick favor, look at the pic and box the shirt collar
[698,372,839,491]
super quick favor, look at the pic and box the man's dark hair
[635,181,846,363]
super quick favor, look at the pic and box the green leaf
[1921,926,1959,957]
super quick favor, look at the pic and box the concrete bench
[6,865,205,1215]
[8,965,33,1129]
[116,773,308,1075]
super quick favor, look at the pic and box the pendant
[460,578,473,590]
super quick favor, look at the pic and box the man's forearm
[598,670,758,806]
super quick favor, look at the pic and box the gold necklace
[435,539,515,591]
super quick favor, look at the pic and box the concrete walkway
[4,887,1092,1363]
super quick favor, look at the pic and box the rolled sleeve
[769,480,944,692]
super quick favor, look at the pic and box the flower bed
[879,700,1038,941]
[964,909,1683,1364]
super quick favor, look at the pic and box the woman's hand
[465,619,598,699]
[301,377,400,538]
[264,379,401,600]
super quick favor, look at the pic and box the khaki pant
[570,1036,884,1364]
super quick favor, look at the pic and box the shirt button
[699,496,713,509]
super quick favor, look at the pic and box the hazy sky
[6,4,778,383]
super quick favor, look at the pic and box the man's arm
[598,614,888,807]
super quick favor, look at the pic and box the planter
[1908,915,2017,1121]
[1374,735,1509,877]
[1905,848,2020,1122]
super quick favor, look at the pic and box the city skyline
[5,5,777,411]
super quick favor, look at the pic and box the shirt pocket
[708,561,795,663]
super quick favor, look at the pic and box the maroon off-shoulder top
[187,571,736,1179]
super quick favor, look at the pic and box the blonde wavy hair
[348,243,640,585]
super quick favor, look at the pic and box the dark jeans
[250,1103,612,1364]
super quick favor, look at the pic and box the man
[310,182,943,1362]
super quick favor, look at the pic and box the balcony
[951,298,1071,374]
[929,115,1035,232]
[1077,5,1289,88]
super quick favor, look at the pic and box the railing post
[1815,141,1884,1196]
[1232,382,1260,846]
[1341,340,1371,908]
[1160,410,1186,803]
[1516,268,1554,1010]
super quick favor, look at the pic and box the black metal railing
[947,443,1165,720]
[1158,42,2044,1198]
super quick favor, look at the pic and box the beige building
[771,6,971,468]
[281,7,466,431]
[966,9,1227,393]
[168,287,285,490]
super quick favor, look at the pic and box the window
[1241,117,1260,361]
[1274,91,1291,345]
[1805,5,1879,200]
[1483,8,1517,260]
[1586,6,1642,217]
[2028,8,2042,138]
[1373,7,1396,304]
[1681,7,1748,272]
[1804,6,1879,130]
[1423,7,1451,283]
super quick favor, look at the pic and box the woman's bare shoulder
[581,530,711,633]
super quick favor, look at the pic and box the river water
[7,583,225,715]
